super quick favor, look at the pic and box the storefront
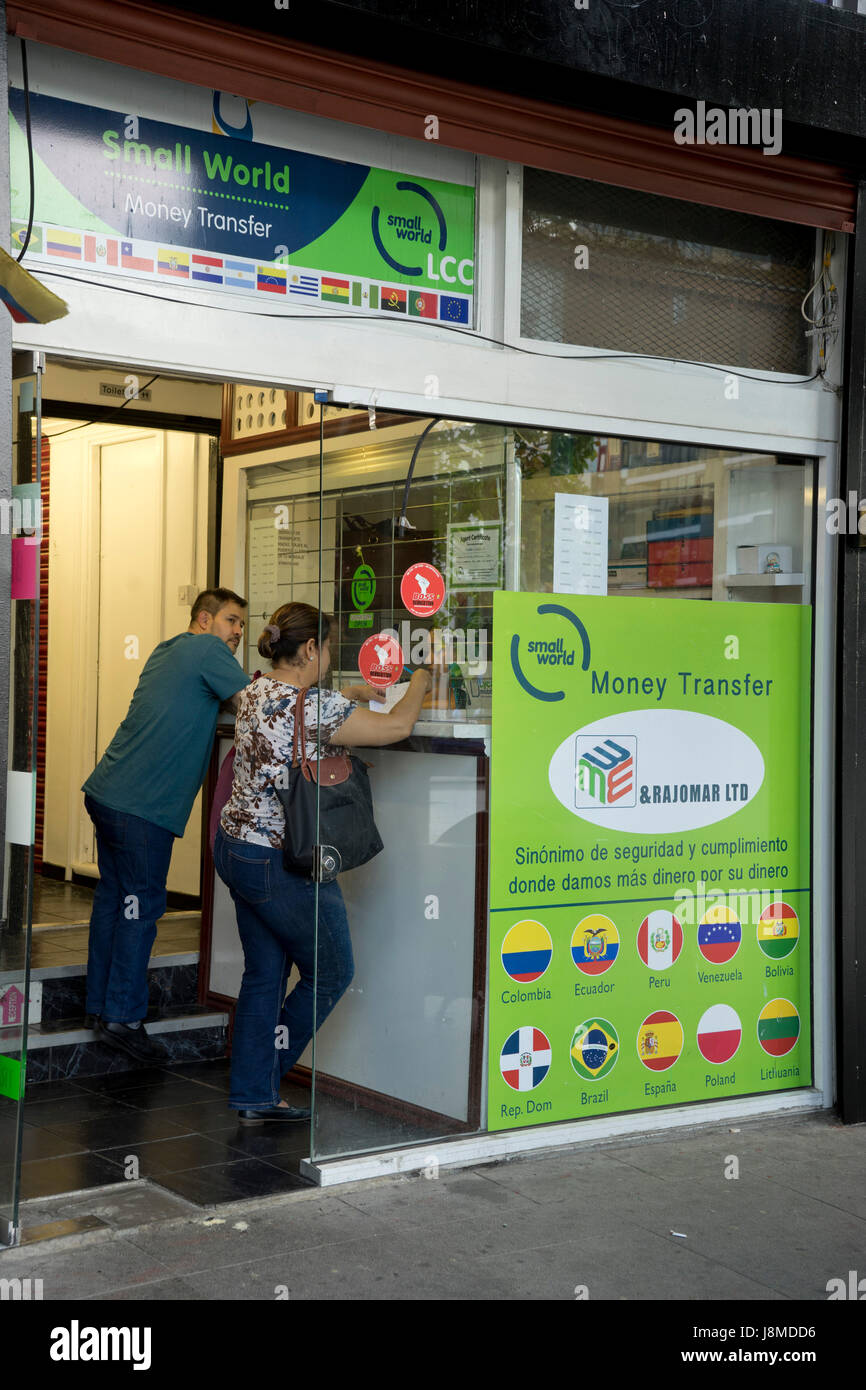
[0,15,852,1238]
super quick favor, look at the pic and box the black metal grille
[521,168,817,374]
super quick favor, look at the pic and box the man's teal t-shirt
[82,633,249,836]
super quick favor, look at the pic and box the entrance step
[18,1008,229,1084]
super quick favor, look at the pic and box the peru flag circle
[697,1003,742,1065]
[636,910,683,970]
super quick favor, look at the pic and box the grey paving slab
[20,1181,196,1233]
[460,1226,788,1302]
[123,1195,387,1275]
[335,1168,550,1228]
[178,1234,516,1301]
[0,1235,172,1299]
[85,1276,206,1301]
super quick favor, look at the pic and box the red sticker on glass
[400,562,446,617]
[358,633,404,687]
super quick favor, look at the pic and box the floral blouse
[219,677,357,848]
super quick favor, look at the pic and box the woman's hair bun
[257,622,281,659]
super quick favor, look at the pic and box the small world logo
[575,736,636,809]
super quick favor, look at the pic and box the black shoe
[96,1019,167,1063]
[236,1105,311,1125]
[83,1014,100,1030]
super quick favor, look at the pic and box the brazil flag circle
[570,1017,619,1081]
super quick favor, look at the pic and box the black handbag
[272,686,384,882]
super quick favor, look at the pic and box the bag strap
[291,686,308,772]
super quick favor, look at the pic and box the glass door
[0,355,44,1245]
[304,402,508,1164]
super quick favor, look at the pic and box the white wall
[43,421,212,896]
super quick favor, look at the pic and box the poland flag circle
[696,1003,742,1065]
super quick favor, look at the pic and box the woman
[214,601,432,1123]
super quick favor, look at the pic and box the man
[81,588,250,1063]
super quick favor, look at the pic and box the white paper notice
[552,494,608,595]
[368,682,410,714]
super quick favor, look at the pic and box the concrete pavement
[1,1108,864,1301]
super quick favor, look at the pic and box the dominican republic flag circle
[500,1026,552,1092]
[697,1003,742,1064]
[636,910,683,971]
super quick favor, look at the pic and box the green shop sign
[9,90,475,325]
[489,593,812,1132]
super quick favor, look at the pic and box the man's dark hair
[190,588,247,624]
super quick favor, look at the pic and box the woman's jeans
[213,826,354,1109]
[84,794,176,1023]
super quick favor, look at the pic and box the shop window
[520,168,817,373]
[517,430,814,605]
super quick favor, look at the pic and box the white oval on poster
[548,708,765,834]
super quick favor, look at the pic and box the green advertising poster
[9,89,475,325]
[488,594,812,1132]
[0,1054,23,1102]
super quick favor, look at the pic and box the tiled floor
[4,1059,457,1208]
[8,1060,314,1205]
[32,876,97,926]
[0,910,201,974]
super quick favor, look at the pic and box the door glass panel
[0,362,43,1244]
[244,406,508,1161]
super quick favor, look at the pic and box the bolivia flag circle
[571,914,620,976]
[501,919,553,983]
[698,904,742,964]
[637,1010,684,1071]
[757,901,800,960]
[757,998,800,1056]
[696,1003,742,1064]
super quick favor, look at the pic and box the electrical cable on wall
[14,40,34,264]
[36,268,827,389]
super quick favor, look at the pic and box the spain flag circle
[637,1010,684,1072]
[757,999,800,1057]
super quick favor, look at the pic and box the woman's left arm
[340,683,382,704]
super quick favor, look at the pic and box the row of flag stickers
[500,997,801,1093]
[501,901,800,979]
[13,224,471,321]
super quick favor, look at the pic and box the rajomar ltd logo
[510,603,766,831]
[576,737,636,809]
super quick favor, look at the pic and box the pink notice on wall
[0,985,25,1025]
[11,537,39,599]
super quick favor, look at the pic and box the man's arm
[219,690,243,714]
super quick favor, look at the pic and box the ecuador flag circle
[571,914,620,976]
[757,901,799,960]
[757,999,800,1056]
[501,920,553,983]
[637,1010,684,1071]
[570,1018,619,1080]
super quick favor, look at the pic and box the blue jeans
[84,794,176,1023]
[213,826,355,1109]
